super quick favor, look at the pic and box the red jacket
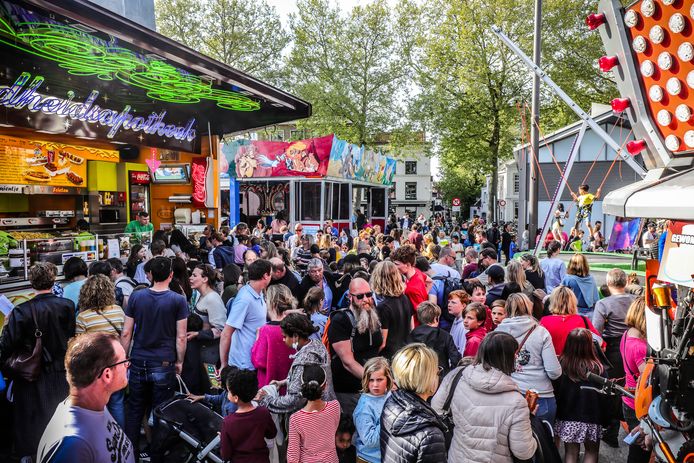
[540,314,602,356]
[463,326,487,357]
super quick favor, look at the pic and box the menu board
[0,135,118,187]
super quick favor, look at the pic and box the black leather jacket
[0,293,75,373]
[380,389,447,463]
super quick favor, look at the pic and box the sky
[264,0,441,179]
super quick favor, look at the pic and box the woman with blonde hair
[540,286,602,355]
[76,274,126,426]
[561,253,599,318]
[504,260,535,298]
[620,297,652,463]
[251,284,298,392]
[381,344,446,462]
[495,293,561,425]
[371,261,414,360]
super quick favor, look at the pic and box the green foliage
[155,0,289,85]
[287,0,409,146]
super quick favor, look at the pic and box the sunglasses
[350,291,373,300]
[97,358,131,378]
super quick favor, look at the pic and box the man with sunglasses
[121,256,188,462]
[38,332,134,463]
[327,277,383,416]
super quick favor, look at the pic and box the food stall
[0,0,310,302]
[221,135,397,234]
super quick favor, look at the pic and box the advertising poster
[657,221,694,288]
[0,135,118,187]
[327,136,396,185]
[221,135,333,179]
[607,217,642,252]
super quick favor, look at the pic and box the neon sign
[0,72,196,142]
[0,10,260,112]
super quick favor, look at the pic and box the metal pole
[533,121,588,256]
[528,0,542,250]
[491,26,647,178]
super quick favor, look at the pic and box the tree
[155,0,289,85]
[397,0,620,220]
[287,0,410,145]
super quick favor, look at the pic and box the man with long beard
[327,277,383,416]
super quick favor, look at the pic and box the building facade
[388,155,433,218]
[512,106,642,236]
[497,159,520,222]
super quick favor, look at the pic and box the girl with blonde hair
[540,286,602,356]
[505,260,534,297]
[620,297,652,462]
[371,261,413,360]
[353,357,393,463]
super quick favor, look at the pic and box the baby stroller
[153,394,223,463]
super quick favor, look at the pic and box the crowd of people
[0,211,656,463]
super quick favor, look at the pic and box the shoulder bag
[6,302,43,382]
[441,366,466,450]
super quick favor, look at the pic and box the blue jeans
[108,388,126,428]
[536,396,557,427]
[125,360,176,456]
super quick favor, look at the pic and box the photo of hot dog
[23,170,51,182]
[60,151,84,165]
[66,171,84,185]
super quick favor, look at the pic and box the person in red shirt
[540,286,602,356]
[462,302,488,357]
[391,245,429,326]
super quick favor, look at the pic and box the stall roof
[0,0,311,152]
[603,167,694,220]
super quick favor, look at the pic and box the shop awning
[603,167,694,220]
[0,0,311,152]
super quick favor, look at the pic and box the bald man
[267,257,299,293]
[327,278,383,415]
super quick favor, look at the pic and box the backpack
[321,308,357,359]
[432,273,462,308]
[115,277,137,308]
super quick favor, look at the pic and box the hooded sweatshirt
[259,339,335,414]
[212,244,236,269]
[431,365,537,463]
[495,316,562,397]
[561,274,599,312]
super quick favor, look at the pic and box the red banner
[229,135,333,178]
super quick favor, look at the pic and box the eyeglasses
[97,358,130,378]
[350,291,373,300]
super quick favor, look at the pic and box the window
[513,173,520,194]
[299,182,321,221]
[389,182,396,199]
[514,201,519,219]
[405,182,417,200]
[405,161,417,175]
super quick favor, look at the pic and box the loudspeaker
[119,145,140,161]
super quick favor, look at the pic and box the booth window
[371,188,386,217]
[338,183,350,219]
[389,183,396,199]
[324,182,333,219]
[299,182,321,221]
[405,182,417,200]
[405,161,417,175]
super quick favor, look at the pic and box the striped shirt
[76,305,125,335]
[287,400,340,463]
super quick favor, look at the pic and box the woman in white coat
[495,293,562,426]
[432,331,537,463]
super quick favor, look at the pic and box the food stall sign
[130,171,151,185]
[24,185,86,195]
[0,184,25,194]
[658,221,694,288]
[1,72,198,143]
